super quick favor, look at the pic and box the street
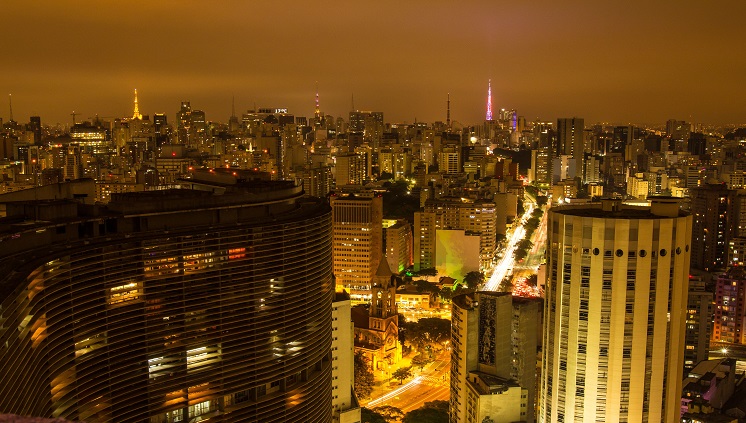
[364,348,451,413]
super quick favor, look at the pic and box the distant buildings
[539,198,692,423]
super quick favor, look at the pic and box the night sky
[1,1,745,126]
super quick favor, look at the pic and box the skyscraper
[711,268,746,345]
[539,198,692,423]
[450,291,540,423]
[331,193,383,302]
[0,175,334,422]
[684,276,713,374]
[555,117,584,159]
[690,183,736,272]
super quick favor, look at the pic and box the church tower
[369,259,399,354]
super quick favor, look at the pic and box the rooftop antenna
[8,94,13,122]
[351,93,355,112]
[446,93,451,129]
[231,96,236,118]
[71,111,78,125]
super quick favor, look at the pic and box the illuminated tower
[315,82,321,120]
[132,89,142,120]
[486,79,493,121]
[539,198,692,423]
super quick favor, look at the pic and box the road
[484,203,533,291]
[484,192,548,296]
[364,349,451,413]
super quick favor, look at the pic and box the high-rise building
[28,116,41,145]
[335,152,366,186]
[415,198,496,272]
[539,198,692,423]
[383,219,413,274]
[331,193,383,301]
[555,118,584,158]
[348,111,383,149]
[332,292,361,423]
[684,276,713,374]
[0,175,334,422]
[450,291,540,423]
[690,184,736,272]
[711,268,746,345]
[176,101,192,144]
[63,145,82,180]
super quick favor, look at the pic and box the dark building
[28,116,42,145]
[684,277,713,375]
[690,184,736,271]
[555,117,584,158]
[0,176,334,422]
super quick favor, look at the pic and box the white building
[539,198,692,423]
[332,292,361,423]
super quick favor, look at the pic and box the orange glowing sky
[1,1,745,126]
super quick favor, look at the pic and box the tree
[404,317,451,351]
[371,405,404,422]
[439,286,452,302]
[411,352,433,371]
[402,400,449,423]
[361,407,388,423]
[379,171,394,180]
[413,279,440,295]
[392,366,413,384]
[415,268,438,277]
[354,352,375,400]
[463,271,485,288]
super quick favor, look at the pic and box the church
[351,259,401,375]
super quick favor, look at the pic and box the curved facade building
[0,178,333,422]
[539,199,692,423]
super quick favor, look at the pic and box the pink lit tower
[486,79,493,121]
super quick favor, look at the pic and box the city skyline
[2,1,745,126]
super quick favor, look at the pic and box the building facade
[331,292,361,423]
[0,178,334,422]
[684,276,713,374]
[712,268,746,345]
[690,184,736,272]
[451,291,540,423]
[331,194,383,302]
[539,198,692,423]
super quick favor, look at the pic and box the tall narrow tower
[132,89,142,120]
[486,79,493,121]
[447,93,451,128]
[315,82,321,120]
